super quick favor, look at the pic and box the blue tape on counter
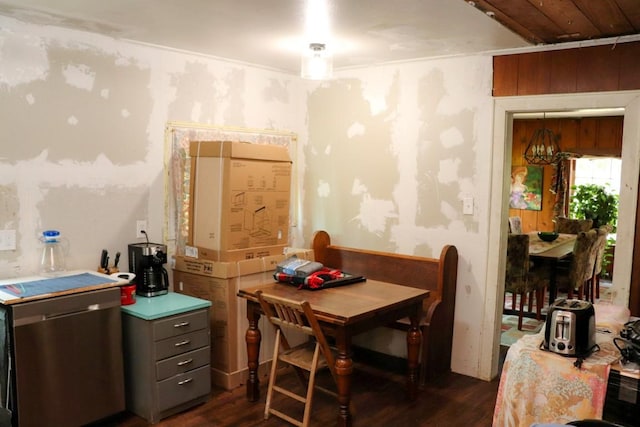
[0,273,118,298]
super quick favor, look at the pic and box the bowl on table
[537,231,559,242]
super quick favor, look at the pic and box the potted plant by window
[569,183,619,279]
[569,183,618,230]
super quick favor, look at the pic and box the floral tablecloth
[528,232,576,255]
[492,329,622,427]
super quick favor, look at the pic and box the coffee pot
[128,242,169,297]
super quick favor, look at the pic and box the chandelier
[523,114,562,166]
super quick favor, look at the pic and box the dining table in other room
[237,279,429,427]
[527,232,577,303]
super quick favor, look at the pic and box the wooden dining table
[237,279,429,427]
[527,232,577,303]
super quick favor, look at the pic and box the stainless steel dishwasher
[7,287,125,427]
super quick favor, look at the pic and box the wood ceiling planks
[468,0,640,44]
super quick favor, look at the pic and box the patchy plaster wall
[0,12,516,382]
[301,57,494,379]
[0,15,302,277]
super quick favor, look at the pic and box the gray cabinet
[121,293,212,423]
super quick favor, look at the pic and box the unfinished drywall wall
[301,58,494,379]
[0,15,302,277]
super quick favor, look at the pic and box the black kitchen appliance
[128,243,169,297]
[544,298,596,357]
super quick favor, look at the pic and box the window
[573,157,621,195]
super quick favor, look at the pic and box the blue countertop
[121,292,211,320]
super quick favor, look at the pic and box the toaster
[544,298,596,357]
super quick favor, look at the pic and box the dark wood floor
[96,348,506,427]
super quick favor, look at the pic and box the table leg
[335,332,353,427]
[406,309,421,400]
[549,259,558,303]
[245,303,262,402]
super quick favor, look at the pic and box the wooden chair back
[256,290,337,380]
[592,225,612,277]
[560,229,598,299]
[505,234,530,293]
[554,216,593,234]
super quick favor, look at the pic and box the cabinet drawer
[155,329,210,361]
[157,365,211,412]
[156,346,210,381]
[153,309,208,341]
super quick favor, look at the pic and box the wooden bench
[311,230,458,385]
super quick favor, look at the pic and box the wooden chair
[508,216,523,234]
[504,234,547,330]
[554,216,593,234]
[256,291,338,427]
[588,225,613,302]
[555,229,598,300]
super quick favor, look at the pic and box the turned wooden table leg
[245,303,262,402]
[335,332,353,427]
[406,307,422,400]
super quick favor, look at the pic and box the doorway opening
[484,91,640,382]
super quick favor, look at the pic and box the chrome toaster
[544,298,596,357]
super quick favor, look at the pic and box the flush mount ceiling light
[301,42,333,80]
[301,0,332,80]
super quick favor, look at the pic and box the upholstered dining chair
[256,291,338,427]
[554,216,593,234]
[588,224,613,302]
[508,216,523,234]
[505,234,547,330]
[555,229,599,300]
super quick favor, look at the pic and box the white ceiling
[0,0,532,74]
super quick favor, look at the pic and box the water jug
[40,230,66,275]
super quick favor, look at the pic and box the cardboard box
[193,244,287,262]
[188,141,292,261]
[172,249,313,279]
[173,253,283,278]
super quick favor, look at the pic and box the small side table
[121,292,212,423]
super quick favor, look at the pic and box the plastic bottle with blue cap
[40,230,66,275]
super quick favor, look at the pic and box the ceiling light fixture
[301,42,333,80]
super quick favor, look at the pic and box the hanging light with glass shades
[523,113,562,165]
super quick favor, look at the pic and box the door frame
[481,90,640,380]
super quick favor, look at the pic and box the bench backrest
[311,230,458,311]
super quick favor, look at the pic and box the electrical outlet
[136,220,147,238]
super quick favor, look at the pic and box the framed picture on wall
[509,165,543,211]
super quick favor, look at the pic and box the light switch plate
[463,197,474,215]
[0,230,17,250]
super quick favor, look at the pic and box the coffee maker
[128,242,169,297]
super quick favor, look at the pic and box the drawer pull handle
[178,378,193,386]
[174,321,190,328]
[177,358,193,366]
[174,339,191,347]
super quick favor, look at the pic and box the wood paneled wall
[494,41,640,96]
[509,117,623,233]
